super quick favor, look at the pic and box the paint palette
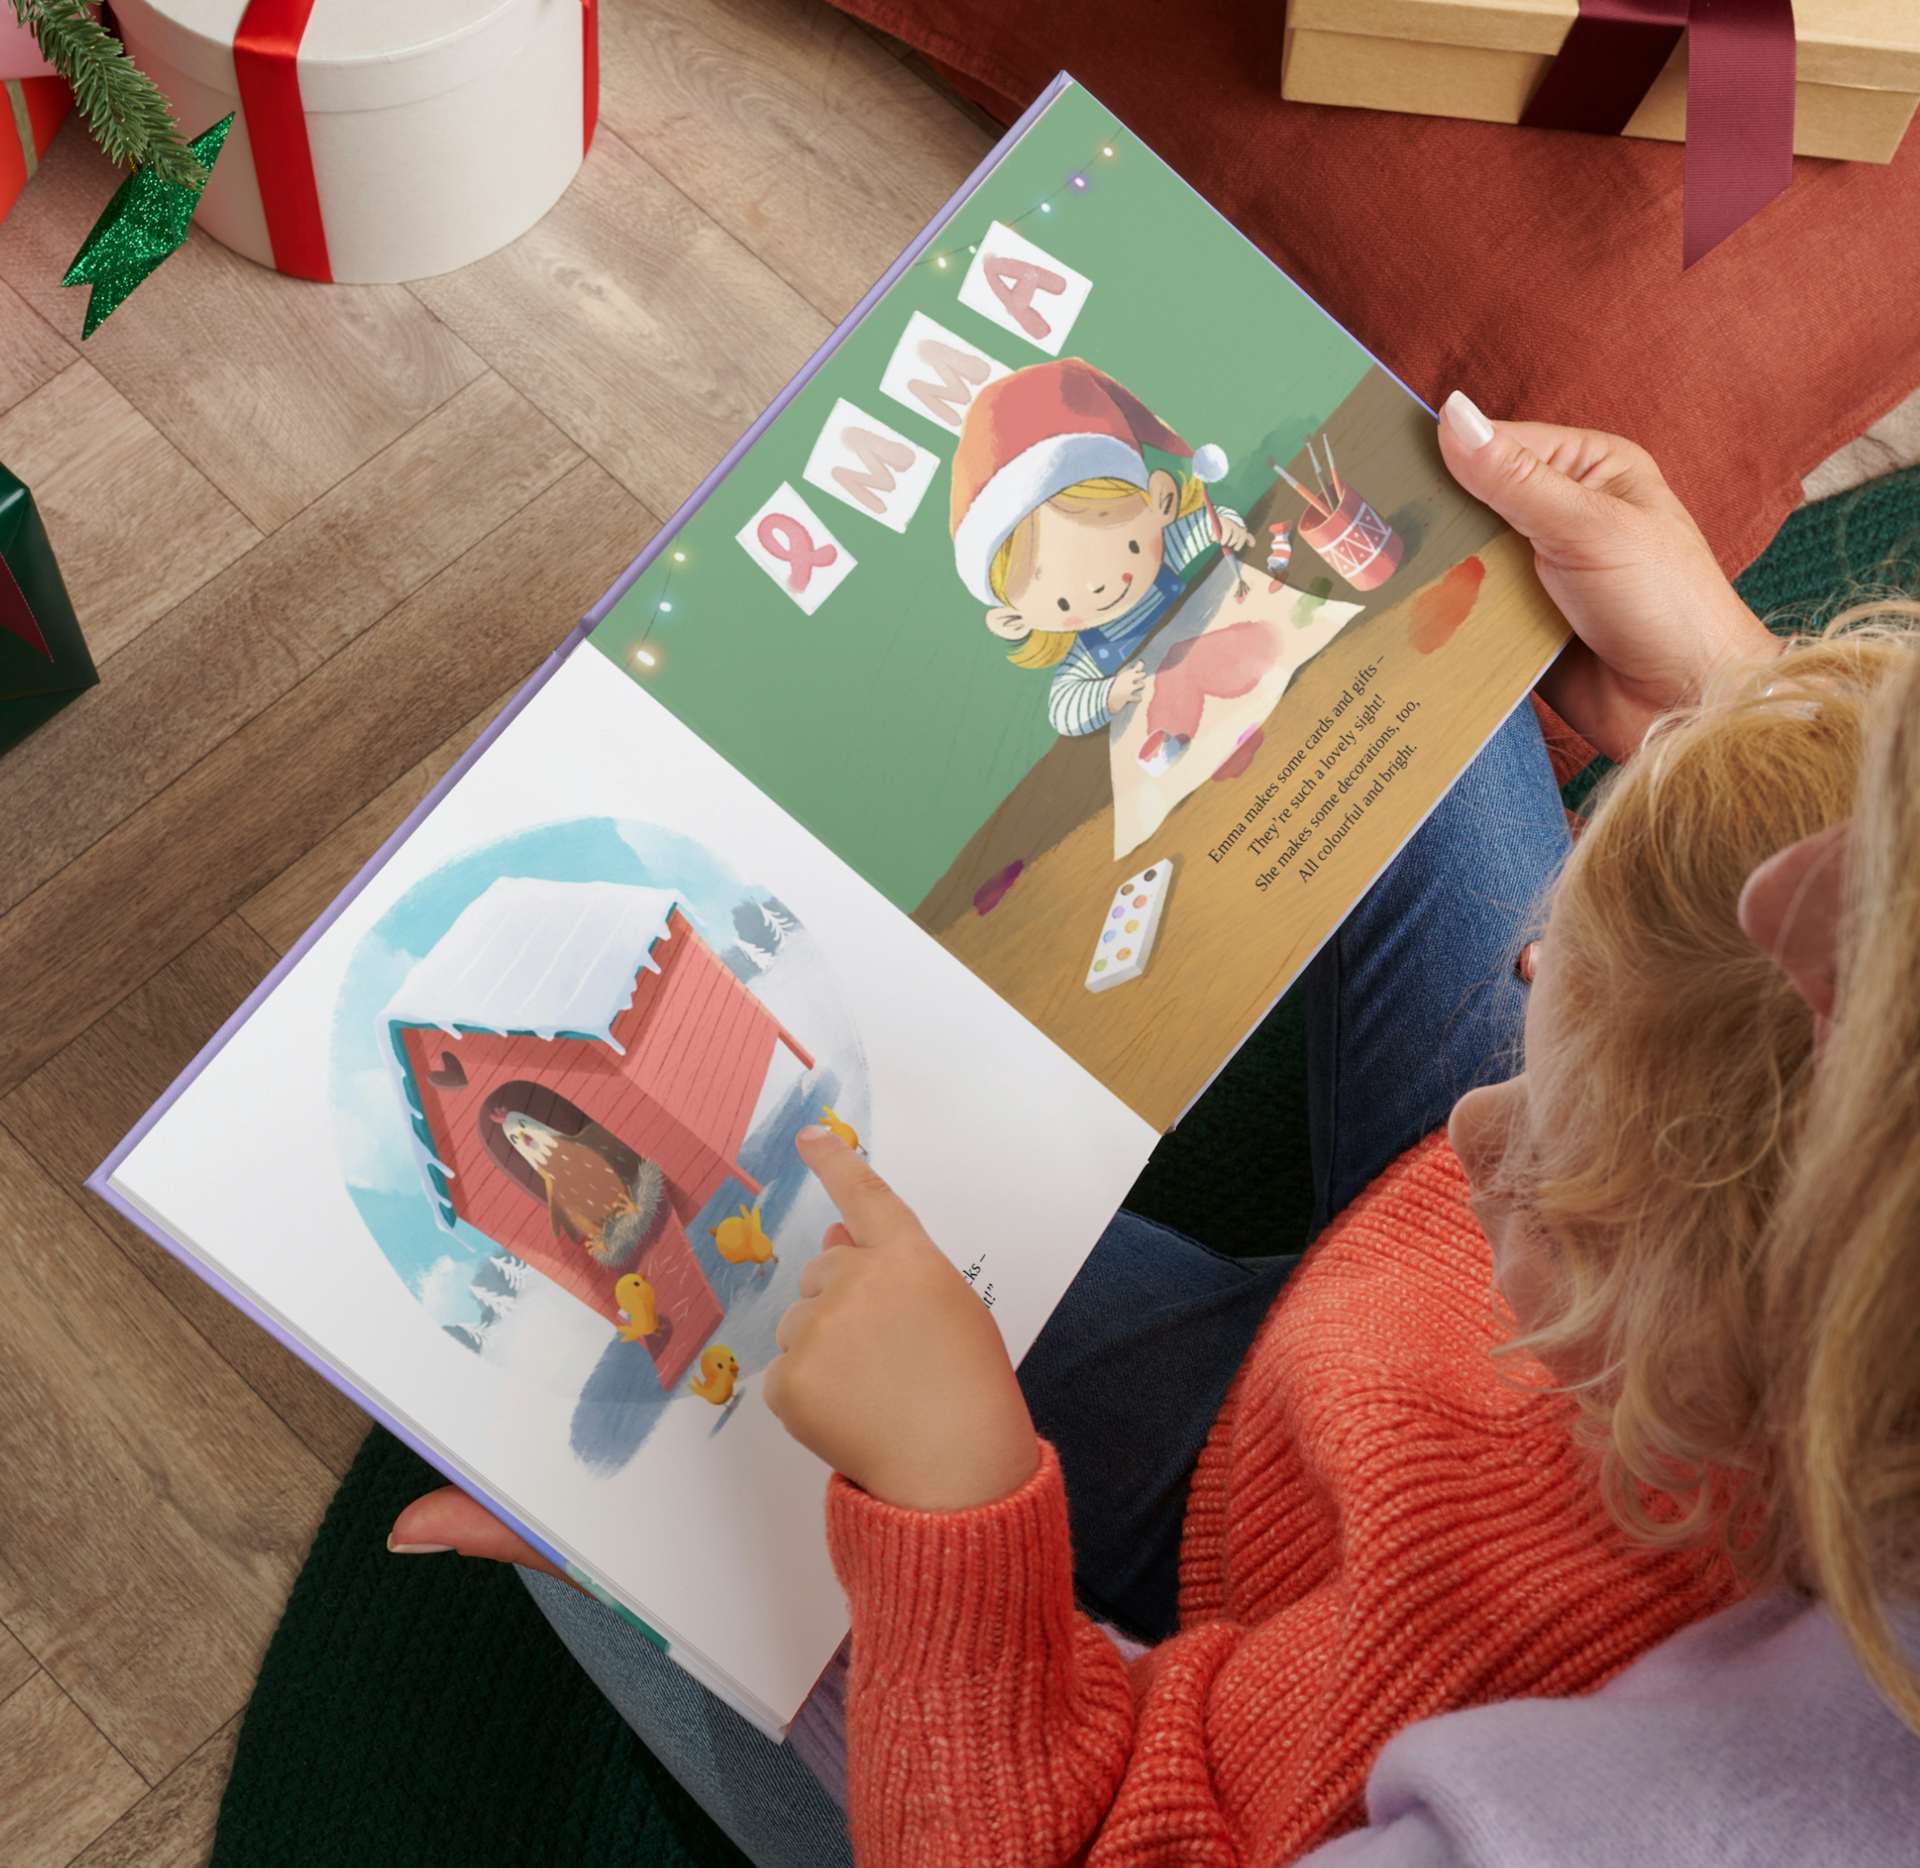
[1085,858,1174,993]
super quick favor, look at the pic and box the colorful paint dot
[1117,947,1132,961]
[1102,930,1115,943]
[1093,959,1107,972]
[1133,895,1147,908]
[1125,919,1139,933]
[972,858,1026,916]
[1110,905,1124,919]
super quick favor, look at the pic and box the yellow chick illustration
[613,1273,659,1343]
[710,1202,775,1266]
[818,1107,861,1152]
[690,1343,740,1406]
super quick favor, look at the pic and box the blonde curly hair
[1492,612,1920,1729]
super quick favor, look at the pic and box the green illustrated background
[590,84,1374,910]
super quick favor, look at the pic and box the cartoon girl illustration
[948,358,1250,737]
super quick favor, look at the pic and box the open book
[92,73,1566,1735]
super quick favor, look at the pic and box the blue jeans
[521,699,1571,1866]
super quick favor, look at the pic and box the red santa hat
[950,358,1229,605]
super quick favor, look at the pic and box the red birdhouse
[385,880,813,1390]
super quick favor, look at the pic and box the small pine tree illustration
[732,897,795,967]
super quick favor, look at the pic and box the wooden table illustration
[914,367,1566,1130]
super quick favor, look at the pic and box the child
[766,625,1920,1868]
[949,358,1251,736]
[394,411,1920,1867]
[1302,623,1920,1867]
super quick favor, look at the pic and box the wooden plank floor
[0,5,992,1859]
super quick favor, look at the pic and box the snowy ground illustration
[328,816,869,1476]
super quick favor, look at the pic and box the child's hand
[1216,511,1252,553]
[1107,661,1149,713]
[985,605,1031,643]
[1437,392,1780,762]
[765,1129,1038,1514]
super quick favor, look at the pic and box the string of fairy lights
[910,134,1123,276]
[627,545,686,672]
[625,132,1126,678]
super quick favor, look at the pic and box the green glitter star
[62,114,234,339]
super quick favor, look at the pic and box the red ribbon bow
[232,0,601,283]
[1520,0,1797,266]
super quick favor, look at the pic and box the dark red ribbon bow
[1520,0,1797,266]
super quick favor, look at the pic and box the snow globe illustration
[327,816,869,1472]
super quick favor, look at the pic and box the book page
[111,647,1155,1729]
[588,80,1567,1128]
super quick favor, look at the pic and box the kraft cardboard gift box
[2,466,99,757]
[1282,0,1920,165]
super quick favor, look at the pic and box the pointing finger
[796,1127,919,1245]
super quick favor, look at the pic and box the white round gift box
[112,0,594,283]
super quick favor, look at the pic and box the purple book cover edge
[83,70,1075,1608]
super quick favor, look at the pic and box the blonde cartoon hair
[1492,613,1920,1729]
[990,473,1210,670]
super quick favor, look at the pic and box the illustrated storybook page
[105,647,1156,1733]
[591,80,1567,1129]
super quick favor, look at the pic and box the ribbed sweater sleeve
[829,1441,1364,1866]
[826,1442,1138,1866]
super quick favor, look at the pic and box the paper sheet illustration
[1108,557,1364,858]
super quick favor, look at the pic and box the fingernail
[1441,390,1494,450]
[386,1537,451,1555]
[796,1125,830,1144]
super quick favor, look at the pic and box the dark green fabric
[1559,463,1920,818]
[215,467,1920,1866]
[1735,463,1920,623]
[1,463,101,755]
[210,1426,750,1868]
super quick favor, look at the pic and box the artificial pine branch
[11,0,205,189]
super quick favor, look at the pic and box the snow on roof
[385,878,686,1052]
[381,878,687,1231]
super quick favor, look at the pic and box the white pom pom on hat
[1189,442,1229,484]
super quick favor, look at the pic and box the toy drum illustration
[1296,484,1403,591]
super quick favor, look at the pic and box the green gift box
[2,463,98,756]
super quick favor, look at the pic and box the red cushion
[833,0,1920,573]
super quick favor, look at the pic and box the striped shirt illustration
[1046,505,1240,737]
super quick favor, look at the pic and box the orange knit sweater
[826,1135,1738,1866]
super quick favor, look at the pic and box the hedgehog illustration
[494,1109,667,1269]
